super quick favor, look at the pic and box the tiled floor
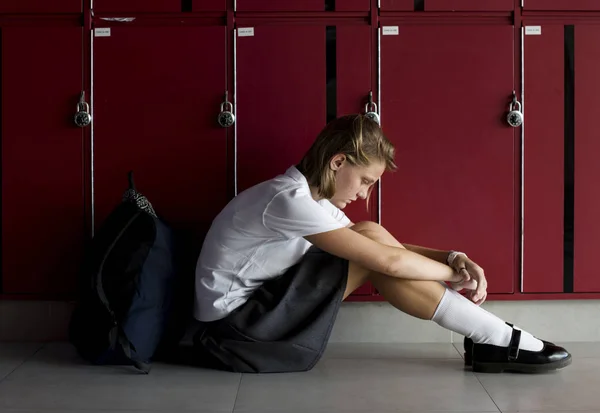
[0,341,598,413]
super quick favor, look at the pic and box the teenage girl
[192,114,571,374]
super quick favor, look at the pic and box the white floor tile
[0,343,240,412]
[235,358,498,412]
[476,357,600,411]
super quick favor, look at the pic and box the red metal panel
[2,27,84,294]
[93,26,228,239]
[236,25,325,192]
[194,0,227,12]
[336,0,371,11]
[93,0,180,13]
[425,0,514,11]
[380,25,516,294]
[522,24,564,293]
[0,0,81,13]
[524,0,600,11]
[380,0,414,11]
[236,0,369,11]
[574,25,600,293]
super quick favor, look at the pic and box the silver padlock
[507,96,523,128]
[218,101,235,128]
[365,102,380,125]
[74,92,92,127]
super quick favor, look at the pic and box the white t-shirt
[194,165,351,322]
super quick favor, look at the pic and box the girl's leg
[343,221,548,352]
[342,222,444,319]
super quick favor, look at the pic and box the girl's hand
[449,254,487,305]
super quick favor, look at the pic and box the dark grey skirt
[193,247,349,373]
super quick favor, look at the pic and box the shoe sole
[472,354,572,374]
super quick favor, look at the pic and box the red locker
[522,24,564,293]
[574,25,600,293]
[524,1,600,11]
[235,24,375,295]
[380,24,516,294]
[93,26,228,239]
[2,27,85,294]
[0,0,81,14]
[235,0,369,12]
[424,0,514,11]
[93,0,184,13]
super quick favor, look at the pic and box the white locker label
[238,28,254,37]
[94,28,111,37]
[525,26,542,35]
[382,26,399,36]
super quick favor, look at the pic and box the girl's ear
[329,154,346,171]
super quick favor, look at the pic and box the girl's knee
[352,221,403,248]
[351,221,383,234]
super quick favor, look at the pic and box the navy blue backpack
[69,172,179,373]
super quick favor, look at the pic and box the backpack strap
[95,210,151,374]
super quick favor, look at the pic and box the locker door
[2,27,85,294]
[235,25,325,192]
[236,24,374,214]
[235,0,369,12]
[573,24,600,293]
[0,0,81,13]
[524,1,600,11]
[523,23,600,294]
[381,24,516,294]
[522,24,564,293]
[93,26,228,239]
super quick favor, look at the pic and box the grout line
[231,373,243,413]
[473,369,502,413]
[452,342,465,361]
[0,342,45,385]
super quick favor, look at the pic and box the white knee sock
[432,288,544,352]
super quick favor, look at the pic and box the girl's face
[329,155,386,210]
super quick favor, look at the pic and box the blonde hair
[297,114,397,200]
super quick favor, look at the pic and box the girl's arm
[305,228,462,283]
[345,221,448,264]
[402,244,449,264]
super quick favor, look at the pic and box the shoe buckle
[508,346,519,361]
[507,328,521,361]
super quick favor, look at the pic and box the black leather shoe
[463,323,555,366]
[469,327,571,373]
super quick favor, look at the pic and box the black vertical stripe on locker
[564,25,575,293]
[414,0,425,11]
[325,0,335,11]
[181,0,192,12]
[326,26,337,123]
